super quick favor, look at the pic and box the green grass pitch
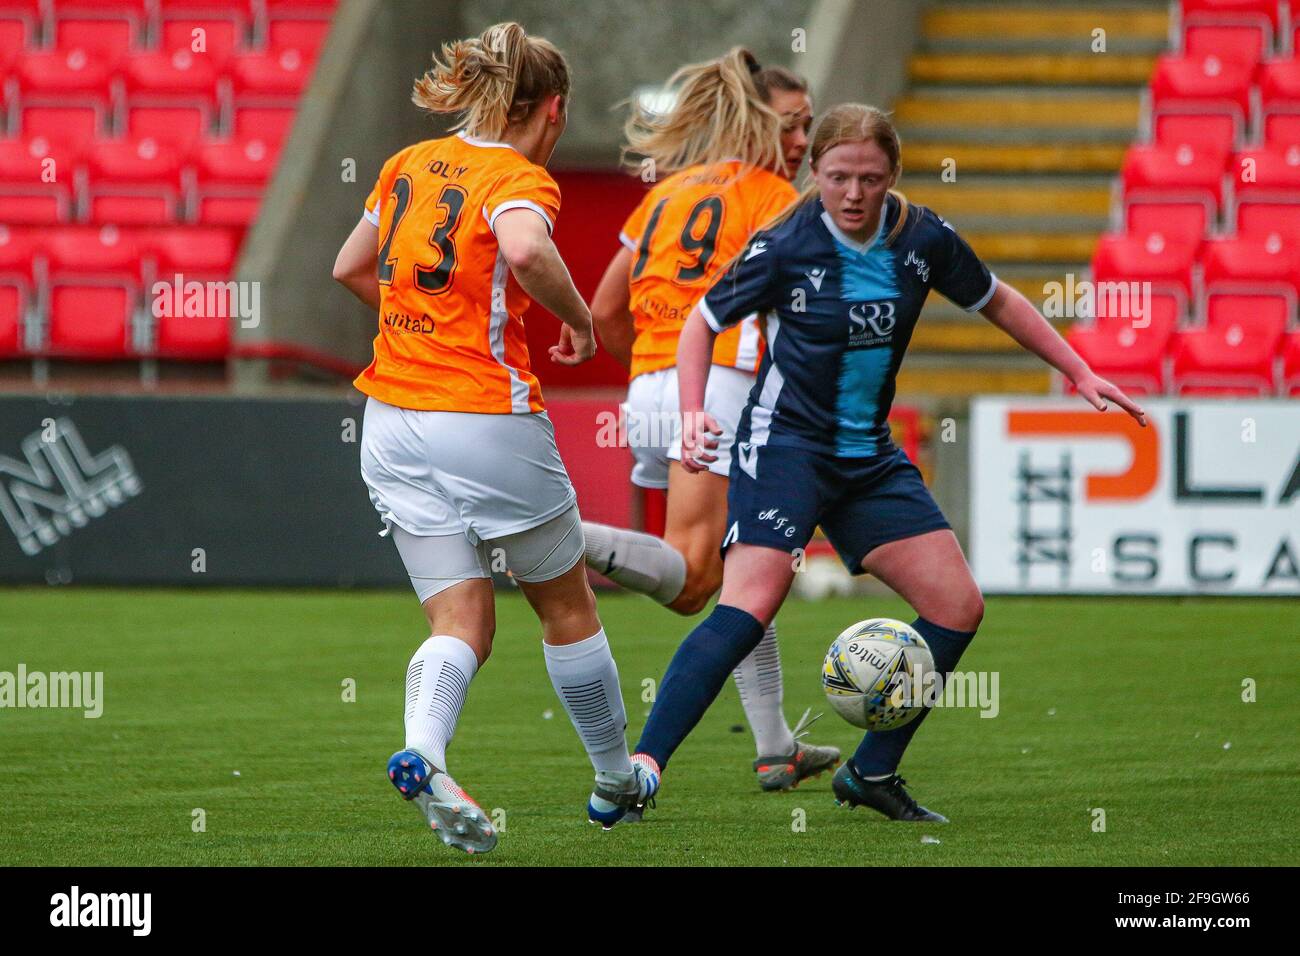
[1,588,1296,866]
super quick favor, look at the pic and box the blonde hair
[753,65,809,100]
[412,22,570,140]
[771,103,912,245]
[622,47,783,175]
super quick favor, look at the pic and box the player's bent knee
[946,589,984,634]
[667,586,710,616]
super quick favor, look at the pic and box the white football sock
[583,522,687,605]
[403,634,479,772]
[732,622,795,757]
[543,629,633,774]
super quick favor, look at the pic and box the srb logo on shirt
[848,301,897,345]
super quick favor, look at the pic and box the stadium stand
[0,0,332,370]
[1070,0,1300,396]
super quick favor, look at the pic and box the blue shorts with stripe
[722,442,951,574]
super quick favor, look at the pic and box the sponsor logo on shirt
[848,300,897,346]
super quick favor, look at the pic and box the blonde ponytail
[622,47,783,175]
[412,22,569,141]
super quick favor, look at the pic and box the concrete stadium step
[895,89,1141,131]
[910,317,1072,353]
[896,355,1052,396]
[909,52,1156,86]
[920,3,1169,50]
[903,141,1129,174]
[963,230,1100,263]
[902,177,1112,218]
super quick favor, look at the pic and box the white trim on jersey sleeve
[488,199,554,236]
[363,200,381,226]
[698,296,726,333]
[618,231,637,252]
[963,273,999,313]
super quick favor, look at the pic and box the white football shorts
[360,397,581,599]
[622,364,755,489]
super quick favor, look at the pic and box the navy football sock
[850,617,977,779]
[636,604,766,771]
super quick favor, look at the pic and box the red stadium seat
[13,48,117,100]
[265,0,338,16]
[193,194,260,226]
[1235,201,1300,243]
[54,18,135,60]
[1069,288,1183,395]
[266,18,330,60]
[0,136,77,224]
[1125,199,1212,241]
[1179,0,1282,29]
[155,307,230,360]
[42,225,143,277]
[1096,287,1183,335]
[1259,60,1300,148]
[1200,234,1300,301]
[1231,147,1300,213]
[54,1,151,19]
[1264,114,1300,148]
[161,18,243,65]
[47,280,135,358]
[1172,294,1288,394]
[1150,54,1254,131]
[1153,112,1238,154]
[0,19,30,72]
[1092,232,1199,301]
[126,104,211,152]
[82,137,185,225]
[229,48,315,98]
[0,281,23,357]
[1122,143,1227,203]
[192,136,279,186]
[121,49,222,99]
[1067,320,1173,395]
[1182,24,1267,66]
[21,105,101,153]
[0,0,43,26]
[0,226,44,283]
[142,225,240,276]
[232,106,295,147]
[157,0,255,18]
[191,136,275,226]
[1259,59,1300,109]
[1283,332,1300,395]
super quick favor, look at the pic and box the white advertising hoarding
[970,398,1300,595]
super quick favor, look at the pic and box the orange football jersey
[353,131,561,414]
[620,161,796,381]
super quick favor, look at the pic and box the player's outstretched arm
[332,216,381,310]
[676,306,723,471]
[979,280,1147,426]
[495,207,596,366]
[589,246,637,368]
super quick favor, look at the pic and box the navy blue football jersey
[698,193,996,458]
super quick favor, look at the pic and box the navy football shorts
[722,443,951,575]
